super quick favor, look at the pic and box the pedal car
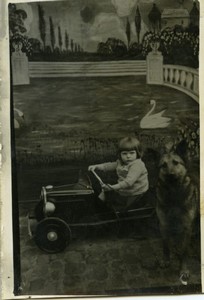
[28,170,156,253]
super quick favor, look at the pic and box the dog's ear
[174,140,189,163]
[143,147,160,163]
[162,141,174,154]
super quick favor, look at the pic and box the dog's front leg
[159,224,170,268]
[156,206,170,268]
[156,183,172,268]
[178,230,192,285]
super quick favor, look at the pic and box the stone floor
[18,209,201,296]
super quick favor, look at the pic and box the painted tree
[38,4,46,49]
[105,38,127,56]
[190,2,199,27]
[8,4,33,56]
[58,26,63,52]
[126,18,131,48]
[148,3,161,33]
[71,39,74,52]
[97,42,112,55]
[135,6,141,44]
[9,4,27,36]
[49,17,55,52]
[65,30,69,52]
[28,38,41,53]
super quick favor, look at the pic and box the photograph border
[1,0,204,298]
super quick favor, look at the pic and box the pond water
[13,76,199,141]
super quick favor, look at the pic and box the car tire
[34,217,71,253]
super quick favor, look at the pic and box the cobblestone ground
[19,210,201,296]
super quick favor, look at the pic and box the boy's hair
[118,136,142,158]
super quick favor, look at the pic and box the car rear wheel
[34,217,71,253]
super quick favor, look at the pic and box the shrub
[11,33,32,56]
[97,38,127,57]
[142,29,199,68]
[128,42,143,57]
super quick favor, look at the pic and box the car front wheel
[34,217,71,253]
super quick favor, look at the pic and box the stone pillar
[146,50,163,85]
[11,42,30,85]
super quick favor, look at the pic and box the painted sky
[16,0,198,52]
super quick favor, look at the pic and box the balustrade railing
[163,65,199,103]
[28,61,147,78]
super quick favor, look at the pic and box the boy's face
[121,150,137,165]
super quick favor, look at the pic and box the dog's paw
[179,270,190,286]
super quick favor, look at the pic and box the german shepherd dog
[156,141,199,285]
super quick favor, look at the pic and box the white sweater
[99,159,149,196]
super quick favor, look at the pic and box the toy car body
[28,171,155,253]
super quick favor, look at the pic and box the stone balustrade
[28,61,147,78]
[163,65,199,103]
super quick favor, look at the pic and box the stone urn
[12,41,23,56]
[150,40,160,54]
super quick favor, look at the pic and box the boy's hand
[88,165,97,171]
[108,184,120,191]
[101,183,113,192]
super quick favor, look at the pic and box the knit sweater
[99,159,149,196]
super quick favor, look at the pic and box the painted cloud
[87,12,127,51]
[111,0,138,17]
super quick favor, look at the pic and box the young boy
[88,136,149,211]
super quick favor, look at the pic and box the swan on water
[14,108,24,129]
[140,99,171,129]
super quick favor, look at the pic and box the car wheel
[34,217,71,253]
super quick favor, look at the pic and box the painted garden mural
[9,0,201,296]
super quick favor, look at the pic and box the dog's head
[158,140,189,184]
[159,152,187,183]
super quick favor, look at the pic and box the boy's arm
[101,161,117,172]
[88,161,117,172]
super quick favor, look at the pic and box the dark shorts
[105,191,147,212]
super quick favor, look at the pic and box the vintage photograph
[8,0,201,296]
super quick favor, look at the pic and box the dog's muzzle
[165,174,179,183]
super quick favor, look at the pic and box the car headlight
[46,185,53,190]
[44,201,56,215]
